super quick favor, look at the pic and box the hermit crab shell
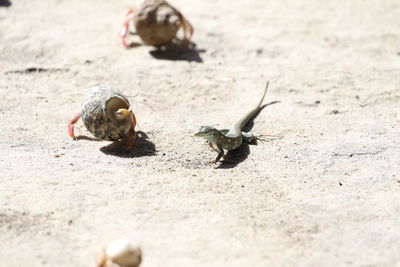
[134,0,183,46]
[81,85,133,141]
[97,238,142,267]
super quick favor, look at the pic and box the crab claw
[120,8,135,48]
[68,113,81,140]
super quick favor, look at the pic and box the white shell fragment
[100,238,142,267]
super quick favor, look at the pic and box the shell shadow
[0,0,11,7]
[75,135,102,141]
[100,131,156,158]
[149,40,205,63]
[126,42,142,48]
[217,100,281,169]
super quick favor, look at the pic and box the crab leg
[120,8,135,48]
[181,16,193,47]
[68,113,81,140]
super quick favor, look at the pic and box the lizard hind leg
[240,132,258,143]
[242,132,282,143]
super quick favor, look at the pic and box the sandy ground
[1,0,400,266]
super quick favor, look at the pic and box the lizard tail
[257,81,269,108]
[236,81,270,130]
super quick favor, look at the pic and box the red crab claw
[120,8,135,48]
[68,113,81,140]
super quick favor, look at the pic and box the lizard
[194,82,270,163]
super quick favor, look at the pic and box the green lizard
[194,82,270,163]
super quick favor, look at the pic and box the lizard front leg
[208,141,219,152]
[207,144,224,164]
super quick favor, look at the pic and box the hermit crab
[97,238,142,267]
[120,0,194,48]
[68,85,137,151]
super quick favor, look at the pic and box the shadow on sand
[100,131,156,158]
[124,36,205,63]
[0,0,11,7]
[149,40,205,63]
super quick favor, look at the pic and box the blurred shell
[81,85,133,141]
[105,238,142,267]
[134,0,182,46]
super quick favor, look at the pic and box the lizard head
[194,126,222,141]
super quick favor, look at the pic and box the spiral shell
[81,85,134,141]
[134,0,186,46]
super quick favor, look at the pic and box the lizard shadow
[149,40,205,63]
[217,101,280,169]
[100,131,156,158]
[0,0,11,7]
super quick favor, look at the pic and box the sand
[1,0,400,266]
